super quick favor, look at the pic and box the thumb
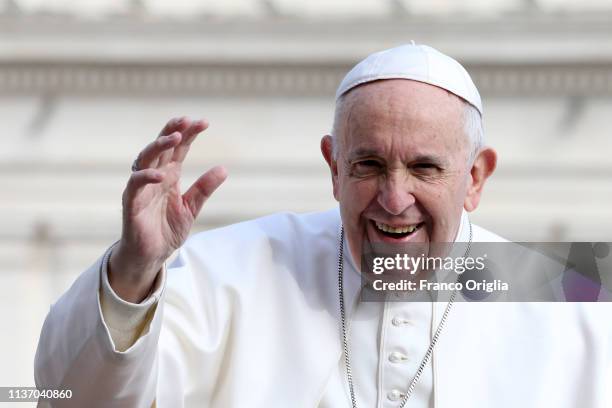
[183,165,228,218]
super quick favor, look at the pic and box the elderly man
[35,44,611,407]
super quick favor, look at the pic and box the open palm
[110,117,227,302]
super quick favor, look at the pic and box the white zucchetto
[336,43,483,115]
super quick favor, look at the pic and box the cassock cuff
[99,243,166,351]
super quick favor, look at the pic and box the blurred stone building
[1,0,611,395]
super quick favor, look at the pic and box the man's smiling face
[322,79,485,266]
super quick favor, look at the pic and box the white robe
[34,208,612,407]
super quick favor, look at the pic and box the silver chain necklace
[337,220,472,408]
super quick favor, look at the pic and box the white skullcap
[336,43,483,115]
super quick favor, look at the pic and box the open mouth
[374,221,424,239]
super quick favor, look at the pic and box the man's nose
[377,172,416,216]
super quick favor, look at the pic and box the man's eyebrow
[347,148,383,160]
[410,154,446,166]
[348,149,446,166]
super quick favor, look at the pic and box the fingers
[157,117,192,166]
[183,165,228,218]
[137,132,182,170]
[158,116,190,138]
[171,119,209,163]
[134,116,209,171]
[123,168,164,211]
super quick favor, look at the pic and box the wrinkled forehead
[343,78,465,113]
[338,79,467,150]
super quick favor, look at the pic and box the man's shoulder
[179,207,340,260]
[167,208,341,295]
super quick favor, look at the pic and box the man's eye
[356,160,380,168]
[413,163,437,170]
[351,160,382,176]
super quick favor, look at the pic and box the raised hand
[108,117,227,302]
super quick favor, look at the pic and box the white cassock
[35,208,612,407]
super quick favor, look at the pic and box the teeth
[375,222,418,234]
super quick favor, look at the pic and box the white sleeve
[99,248,165,352]
[34,245,166,408]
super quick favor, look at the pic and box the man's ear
[464,147,497,212]
[321,135,340,201]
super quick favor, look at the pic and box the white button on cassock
[379,299,434,406]
[388,351,408,363]
[387,389,403,401]
[391,316,409,326]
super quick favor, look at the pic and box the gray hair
[463,101,485,164]
[331,95,484,164]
